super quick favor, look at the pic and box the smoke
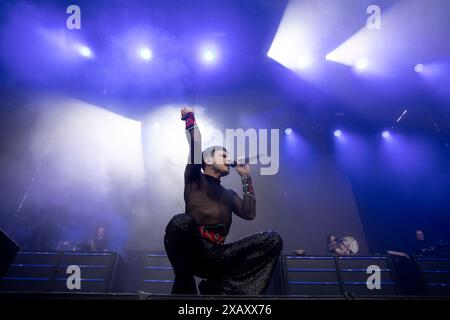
[13,94,145,251]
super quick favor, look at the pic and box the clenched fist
[181,107,194,119]
[235,163,251,177]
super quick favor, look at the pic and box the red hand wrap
[182,112,196,130]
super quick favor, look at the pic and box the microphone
[229,154,261,167]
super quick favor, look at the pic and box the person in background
[327,234,347,256]
[415,228,433,255]
[89,226,109,251]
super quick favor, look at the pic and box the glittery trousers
[164,214,283,295]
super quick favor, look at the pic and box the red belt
[198,224,226,245]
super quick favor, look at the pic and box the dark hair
[202,146,228,170]
[327,234,336,243]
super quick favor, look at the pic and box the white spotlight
[140,48,153,60]
[79,46,92,58]
[355,58,369,70]
[296,53,313,70]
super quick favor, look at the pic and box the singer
[163,107,283,295]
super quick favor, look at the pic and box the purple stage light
[396,109,408,123]
[140,48,152,60]
[382,130,390,139]
[79,46,92,58]
[285,128,293,135]
[415,64,424,73]
[334,129,342,137]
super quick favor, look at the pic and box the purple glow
[382,130,390,139]
[285,128,293,135]
[381,134,437,184]
[140,48,152,60]
[334,129,342,137]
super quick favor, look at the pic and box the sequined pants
[164,214,283,295]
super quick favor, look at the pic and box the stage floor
[1,292,449,300]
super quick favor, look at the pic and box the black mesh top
[184,125,255,235]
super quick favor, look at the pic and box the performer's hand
[181,107,194,118]
[236,163,251,177]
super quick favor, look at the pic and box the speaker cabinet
[141,252,174,294]
[0,228,20,279]
[336,256,398,296]
[52,252,118,293]
[283,256,342,296]
[414,256,450,296]
[0,251,118,293]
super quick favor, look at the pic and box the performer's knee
[266,231,283,255]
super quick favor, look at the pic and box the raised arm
[230,164,256,220]
[181,107,202,183]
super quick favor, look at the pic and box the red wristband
[182,112,196,130]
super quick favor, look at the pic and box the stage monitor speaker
[388,251,424,295]
[0,251,118,293]
[141,252,284,295]
[141,252,174,294]
[336,256,399,296]
[0,228,20,279]
[414,256,450,296]
[52,252,118,293]
[283,255,342,296]
[0,251,58,292]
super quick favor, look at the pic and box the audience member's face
[329,236,337,242]
[416,230,424,241]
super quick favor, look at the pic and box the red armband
[181,112,196,130]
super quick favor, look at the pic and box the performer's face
[212,149,231,177]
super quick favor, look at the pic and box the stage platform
[1,292,449,300]
[2,251,450,298]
